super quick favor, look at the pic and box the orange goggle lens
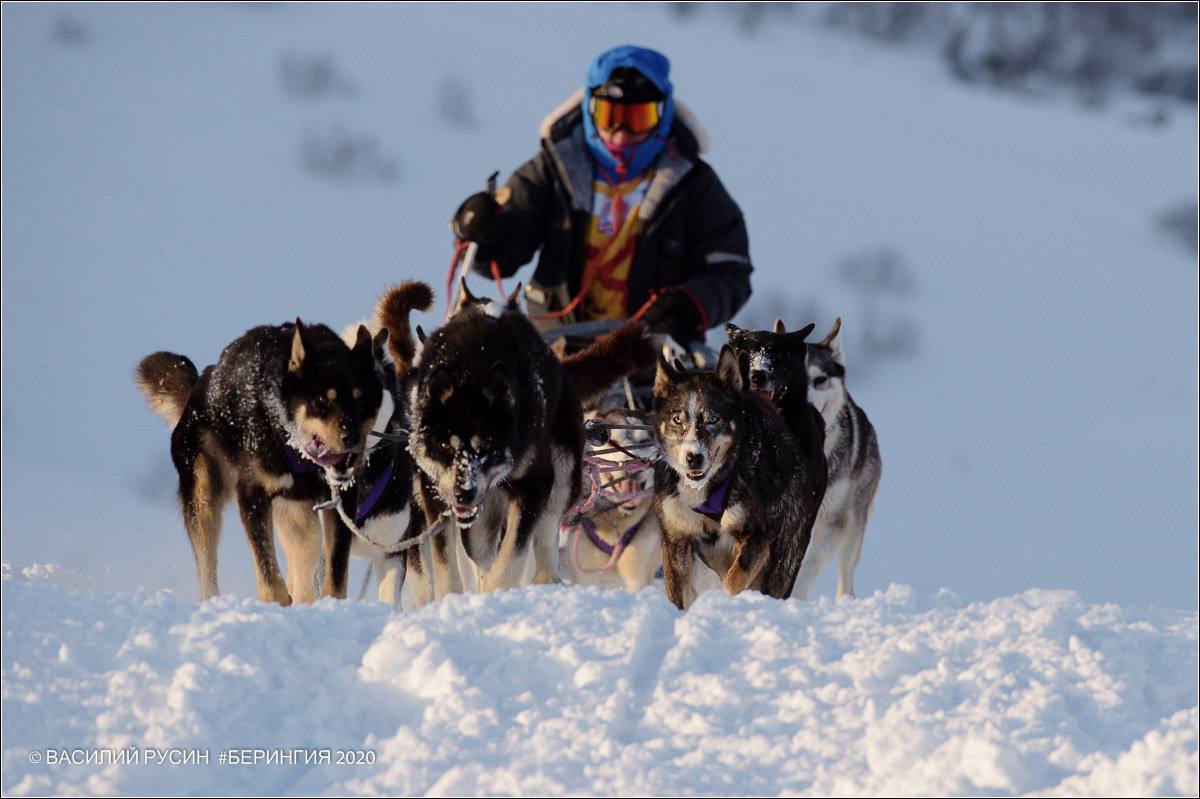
[590,97,661,134]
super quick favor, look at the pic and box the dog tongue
[305,440,348,468]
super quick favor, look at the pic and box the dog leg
[273,499,322,604]
[319,509,352,599]
[529,507,563,586]
[431,519,465,599]
[791,522,836,601]
[402,545,434,609]
[177,448,227,602]
[478,501,527,592]
[375,551,405,610]
[236,484,291,606]
[480,472,549,590]
[662,537,695,610]
[529,450,575,585]
[835,524,865,601]
[723,535,770,596]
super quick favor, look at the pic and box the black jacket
[475,97,753,333]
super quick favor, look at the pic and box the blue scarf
[582,45,676,183]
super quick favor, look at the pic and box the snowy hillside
[4,564,1197,796]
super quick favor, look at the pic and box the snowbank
[3,563,1196,796]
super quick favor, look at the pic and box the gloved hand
[639,288,703,345]
[451,191,501,247]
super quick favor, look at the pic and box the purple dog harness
[583,516,643,556]
[693,472,734,522]
[277,434,393,524]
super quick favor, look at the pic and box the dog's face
[724,320,816,405]
[653,348,741,490]
[591,407,655,517]
[410,362,517,528]
[283,321,383,482]
[806,319,847,420]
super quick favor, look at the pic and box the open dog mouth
[615,477,649,512]
[752,386,775,402]
[685,468,708,482]
[451,503,479,527]
[305,436,353,470]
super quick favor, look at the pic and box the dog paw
[261,582,293,606]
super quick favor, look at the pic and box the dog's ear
[715,345,743,392]
[424,368,453,406]
[773,318,787,334]
[724,322,743,344]
[789,322,816,343]
[415,324,427,345]
[452,276,482,317]
[821,317,844,362]
[654,354,678,399]
[372,328,389,361]
[483,366,514,409]
[352,324,372,354]
[504,281,523,311]
[289,318,306,375]
[819,317,842,347]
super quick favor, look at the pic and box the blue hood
[582,45,675,183]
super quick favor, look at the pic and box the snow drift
[3,563,1196,796]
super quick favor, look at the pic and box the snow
[3,564,1196,796]
[1,4,1197,795]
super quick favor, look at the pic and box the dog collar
[581,516,643,556]
[693,471,733,522]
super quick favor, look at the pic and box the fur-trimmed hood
[537,88,711,156]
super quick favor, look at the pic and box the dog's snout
[341,428,359,450]
[749,369,769,387]
[685,451,705,470]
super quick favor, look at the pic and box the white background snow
[2,4,1197,796]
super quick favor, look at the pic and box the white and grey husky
[793,318,881,600]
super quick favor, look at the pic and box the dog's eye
[313,397,331,415]
[671,414,684,427]
[812,376,828,388]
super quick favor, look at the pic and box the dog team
[136,281,880,611]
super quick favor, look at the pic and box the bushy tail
[562,321,657,404]
[375,281,435,375]
[136,352,199,427]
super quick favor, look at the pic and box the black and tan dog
[399,285,655,593]
[653,347,824,609]
[723,320,828,537]
[136,320,383,604]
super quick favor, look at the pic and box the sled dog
[653,348,824,609]
[562,406,663,591]
[793,318,881,600]
[325,283,434,609]
[404,285,655,592]
[136,320,383,604]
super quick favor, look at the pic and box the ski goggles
[589,96,662,134]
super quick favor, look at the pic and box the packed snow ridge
[3,563,1197,796]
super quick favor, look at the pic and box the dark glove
[451,191,501,247]
[639,288,703,345]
